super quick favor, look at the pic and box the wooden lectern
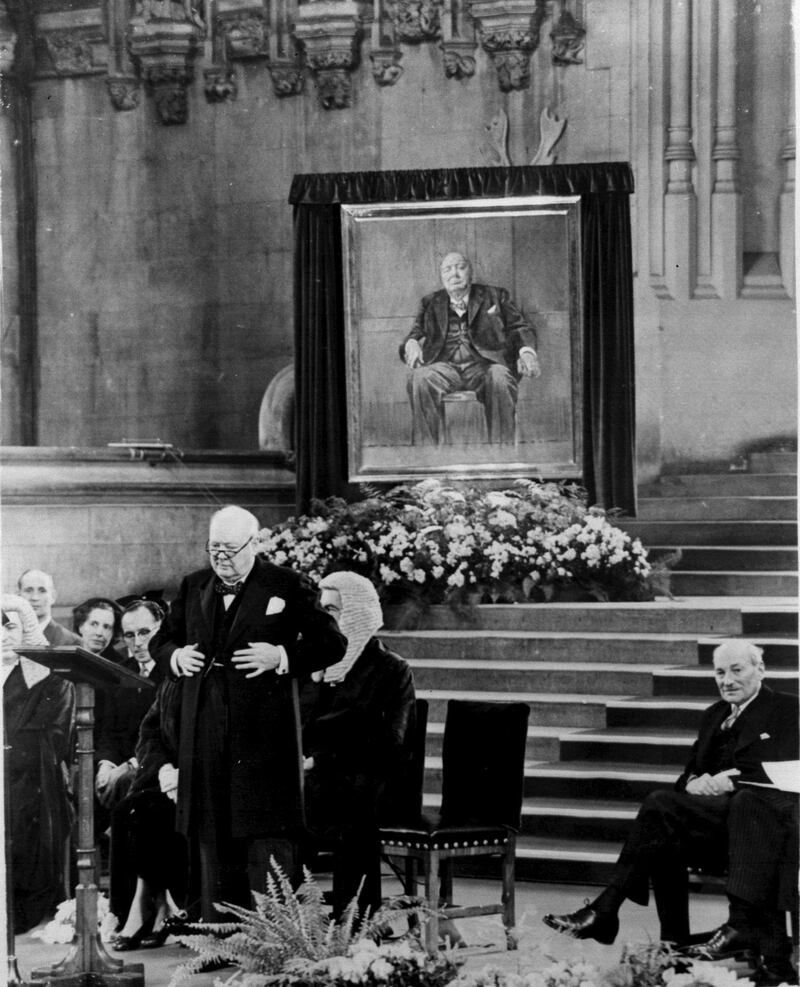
[16,647,157,987]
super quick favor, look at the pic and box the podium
[16,647,157,987]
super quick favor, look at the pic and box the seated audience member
[18,568,81,646]
[543,640,798,987]
[95,600,166,813]
[109,678,188,950]
[2,594,76,933]
[73,597,123,661]
[301,570,416,919]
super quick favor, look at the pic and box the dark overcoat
[158,558,345,839]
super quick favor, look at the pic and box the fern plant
[168,860,449,987]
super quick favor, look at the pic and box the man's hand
[685,768,740,796]
[303,756,315,771]
[172,644,205,677]
[159,763,179,803]
[404,339,424,369]
[95,760,115,794]
[231,641,282,678]
[96,760,135,807]
[517,349,541,378]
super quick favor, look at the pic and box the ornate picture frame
[341,196,583,483]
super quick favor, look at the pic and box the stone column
[664,0,695,299]
[711,0,741,298]
[779,41,794,298]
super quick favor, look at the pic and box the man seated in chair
[543,640,798,987]
[399,251,541,445]
[300,570,416,919]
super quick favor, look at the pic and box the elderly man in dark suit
[543,639,798,986]
[17,568,82,646]
[400,251,541,445]
[158,505,346,921]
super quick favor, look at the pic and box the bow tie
[215,579,244,595]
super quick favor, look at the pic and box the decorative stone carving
[385,0,441,43]
[269,58,305,96]
[204,64,237,101]
[440,40,475,79]
[529,105,565,164]
[469,0,542,92]
[369,46,402,84]
[549,6,584,65]
[479,108,510,165]
[294,0,362,109]
[106,74,142,109]
[0,11,15,112]
[217,11,269,59]
[129,2,201,124]
[42,29,97,75]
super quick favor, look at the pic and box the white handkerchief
[487,304,498,314]
[266,596,286,615]
[760,732,770,740]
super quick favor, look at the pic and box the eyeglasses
[122,628,157,641]
[205,538,253,561]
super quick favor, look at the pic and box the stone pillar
[779,41,795,298]
[664,0,695,299]
[711,0,741,298]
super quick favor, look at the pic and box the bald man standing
[400,251,540,445]
[155,505,346,923]
[544,640,798,986]
[17,568,81,646]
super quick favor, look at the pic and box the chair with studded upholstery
[380,699,530,954]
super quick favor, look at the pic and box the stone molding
[386,0,441,43]
[35,9,108,76]
[128,16,201,123]
[468,0,541,92]
[294,0,363,108]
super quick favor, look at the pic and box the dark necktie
[214,579,243,595]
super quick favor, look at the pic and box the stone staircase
[382,455,798,887]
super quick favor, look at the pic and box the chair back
[379,697,429,825]
[440,699,529,830]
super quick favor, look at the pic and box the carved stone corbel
[35,8,108,77]
[106,74,142,109]
[468,0,542,93]
[268,55,305,96]
[385,0,442,43]
[294,0,363,109]
[549,5,584,65]
[440,39,475,79]
[369,46,402,84]
[129,14,201,124]
[216,10,270,59]
[204,64,237,100]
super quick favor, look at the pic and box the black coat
[95,655,165,765]
[157,558,346,839]
[676,686,799,791]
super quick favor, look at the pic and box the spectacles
[205,538,253,561]
[122,628,157,641]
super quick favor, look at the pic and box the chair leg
[502,836,517,949]
[403,857,417,897]
[440,859,453,907]
[424,851,440,956]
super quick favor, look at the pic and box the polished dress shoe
[542,904,619,945]
[688,924,758,963]
[111,915,155,952]
[139,923,170,949]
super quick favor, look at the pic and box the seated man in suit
[400,251,541,445]
[17,568,81,646]
[543,640,798,987]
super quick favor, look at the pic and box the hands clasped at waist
[685,768,740,796]
[172,641,283,678]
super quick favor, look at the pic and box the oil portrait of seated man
[400,251,541,446]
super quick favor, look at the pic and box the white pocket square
[760,732,770,740]
[487,304,498,314]
[266,597,286,615]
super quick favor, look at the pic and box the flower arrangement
[259,479,656,610]
[30,895,118,945]
[168,861,461,987]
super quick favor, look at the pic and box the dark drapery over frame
[289,163,635,515]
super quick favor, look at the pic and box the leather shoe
[542,905,619,945]
[687,924,758,963]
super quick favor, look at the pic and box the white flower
[448,570,465,587]
[369,958,394,980]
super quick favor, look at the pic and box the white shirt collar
[1,656,51,689]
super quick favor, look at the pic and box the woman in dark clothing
[301,571,416,919]
[72,597,122,662]
[2,594,75,934]
[108,676,188,949]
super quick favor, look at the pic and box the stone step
[650,546,798,572]
[748,452,797,473]
[389,602,743,635]
[741,605,798,636]
[637,496,797,521]
[639,473,797,497]
[557,727,696,765]
[409,659,673,696]
[696,636,798,667]
[417,689,612,728]
[387,630,702,664]
[605,696,709,729]
[669,571,798,596]
[621,520,795,546]
[653,667,798,697]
